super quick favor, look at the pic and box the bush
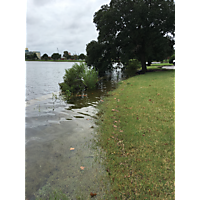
[82,67,98,90]
[62,63,85,93]
[169,54,175,64]
[59,62,98,95]
[124,59,141,77]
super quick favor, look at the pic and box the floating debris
[80,166,85,170]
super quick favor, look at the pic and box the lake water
[25,61,123,199]
[26,61,72,101]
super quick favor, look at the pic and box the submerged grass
[36,188,69,200]
[96,70,175,199]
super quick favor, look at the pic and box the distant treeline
[25,51,86,61]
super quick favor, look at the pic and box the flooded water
[25,61,123,199]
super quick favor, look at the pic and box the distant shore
[25,60,85,62]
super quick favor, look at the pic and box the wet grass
[96,70,175,199]
[36,187,69,200]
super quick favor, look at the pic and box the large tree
[86,40,114,75]
[87,0,175,73]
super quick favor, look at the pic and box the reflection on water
[25,62,125,199]
[26,61,73,101]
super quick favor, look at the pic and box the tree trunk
[141,55,147,73]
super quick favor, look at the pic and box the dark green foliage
[169,54,175,64]
[82,67,98,90]
[59,63,98,95]
[87,0,175,74]
[63,51,71,59]
[78,53,86,60]
[62,63,85,93]
[85,40,113,76]
[124,59,141,77]
[41,53,49,60]
[51,53,61,60]
[25,53,38,60]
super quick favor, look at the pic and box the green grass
[135,63,174,72]
[150,63,173,67]
[96,70,175,199]
[36,189,69,200]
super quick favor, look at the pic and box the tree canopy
[63,51,71,59]
[86,40,114,75]
[79,53,86,60]
[25,53,38,60]
[41,53,49,60]
[51,53,61,60]
[86,0,175,73]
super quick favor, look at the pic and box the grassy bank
[25,60,84,62]
[96,70,175,199]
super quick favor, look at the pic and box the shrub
[124,59,141,77]
[82,67,98,90]
[59,62,98,95]
[58,82,71,96]
[169,54,175,64]
[62,63,85,93]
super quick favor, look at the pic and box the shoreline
[25,65,174,199]
[25,60,84,62]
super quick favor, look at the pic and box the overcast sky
[26,0,110,56]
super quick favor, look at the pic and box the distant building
[25,48,41,59]
[31,51,41,59]
[25,48,29,53]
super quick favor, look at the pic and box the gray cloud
[32,0,60,7]
[26,0,110,56]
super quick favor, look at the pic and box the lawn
[149,63,173,67]
[96,69,175,199]
[134,63,174,72]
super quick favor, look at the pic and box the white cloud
[26,0,110,56]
